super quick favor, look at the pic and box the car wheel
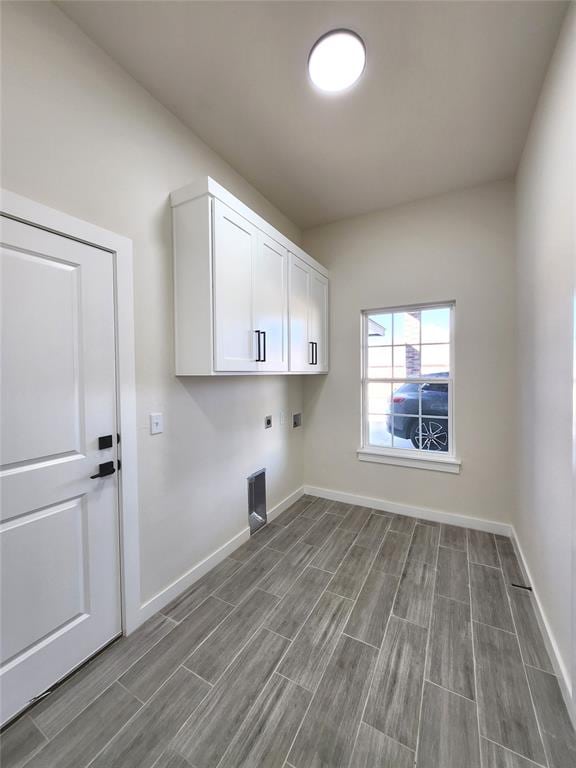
[410,419,448,452]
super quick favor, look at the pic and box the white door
[0,216,121,725]
[254,233,288,372]
[288,254,311,372]
[309,270,329,372]
[212,200,258,372]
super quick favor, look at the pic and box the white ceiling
[58,1,567,229]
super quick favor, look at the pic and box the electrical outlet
[293,412,302,428]
[265,415,272,429]
[149,413,163,435]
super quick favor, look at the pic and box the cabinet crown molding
[171,176,328,279]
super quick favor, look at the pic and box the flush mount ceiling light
[308,29,366,93]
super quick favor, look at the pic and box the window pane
[421,343,450,375]
[367,313,392,345]
[421,307,450,344]
[420,381,449,418]
[367,415,392,447]
[391,381,419,415]
[367,346,392,379]
[393,345,422,378]
[412,417,449,452]
[390,415,415,450]
[367,382,392,415]
[393,310,421,346]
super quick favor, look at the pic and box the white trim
[357,447,461,474]
[0,189,141,634]
[303,484,512,535]
[170,176,328,278]
[360,302,456,461]
[510,527,576,729]
[138,486,305,621]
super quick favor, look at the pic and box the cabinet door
[212,200,258,371]
[309,269,329,372]
[288,254,311,372]
[254,233,288,372]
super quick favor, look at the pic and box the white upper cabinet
[171,177,328,376]
[254,232,288,372]
[309,266,329,373]
[289,254,329,373]
[213,200,259,372]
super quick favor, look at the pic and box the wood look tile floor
[2,496,575,768]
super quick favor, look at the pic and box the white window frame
[357,301,461,473]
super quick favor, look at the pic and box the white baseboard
[133,486,305,628]
[267,486,305,523]
[510,528,576,728]
[303,485,513,536]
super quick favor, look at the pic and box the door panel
[255,233,287,372]
[309,270,329,372]
[1,499,88,665]
[288,254,310,372]
[1,251,82,465]
[0,216,120,725]
[212,200,258,371]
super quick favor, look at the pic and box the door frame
[1,188,141,635]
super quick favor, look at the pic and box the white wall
[1,1,304,606]
[302,180,517,525]
[516,4,575,695]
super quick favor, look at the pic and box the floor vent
[248,468,266,534]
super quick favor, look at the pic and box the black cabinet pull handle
[255,330,261,362]
[91,461,116,479]
[310,342,318,365]
[309,341,314,365]
[261,331,266,362]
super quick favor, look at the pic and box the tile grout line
[411,519,440,765]
[211,496,317,600]
[115,678,146,705]
[27,613,180,743]
[481,735,548,768]
[208,500,349,768]
[471,617,517,637]
[254,568,340,766]
[424,677,476,704]
[35,665,196,768]
[340,631,380,651]
[276,511,379,767]
[495,534,550,768]
[468,527,487,768]
[524,662,559,677]
[346,516,417,765]
[89,664,213,768]
[163,509,321,768]
[183,591,284,690]
[26,714,50,744]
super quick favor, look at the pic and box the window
[359,303,460,472]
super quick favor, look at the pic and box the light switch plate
[149,413,163,435]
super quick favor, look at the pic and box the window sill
[357,447,461,474]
